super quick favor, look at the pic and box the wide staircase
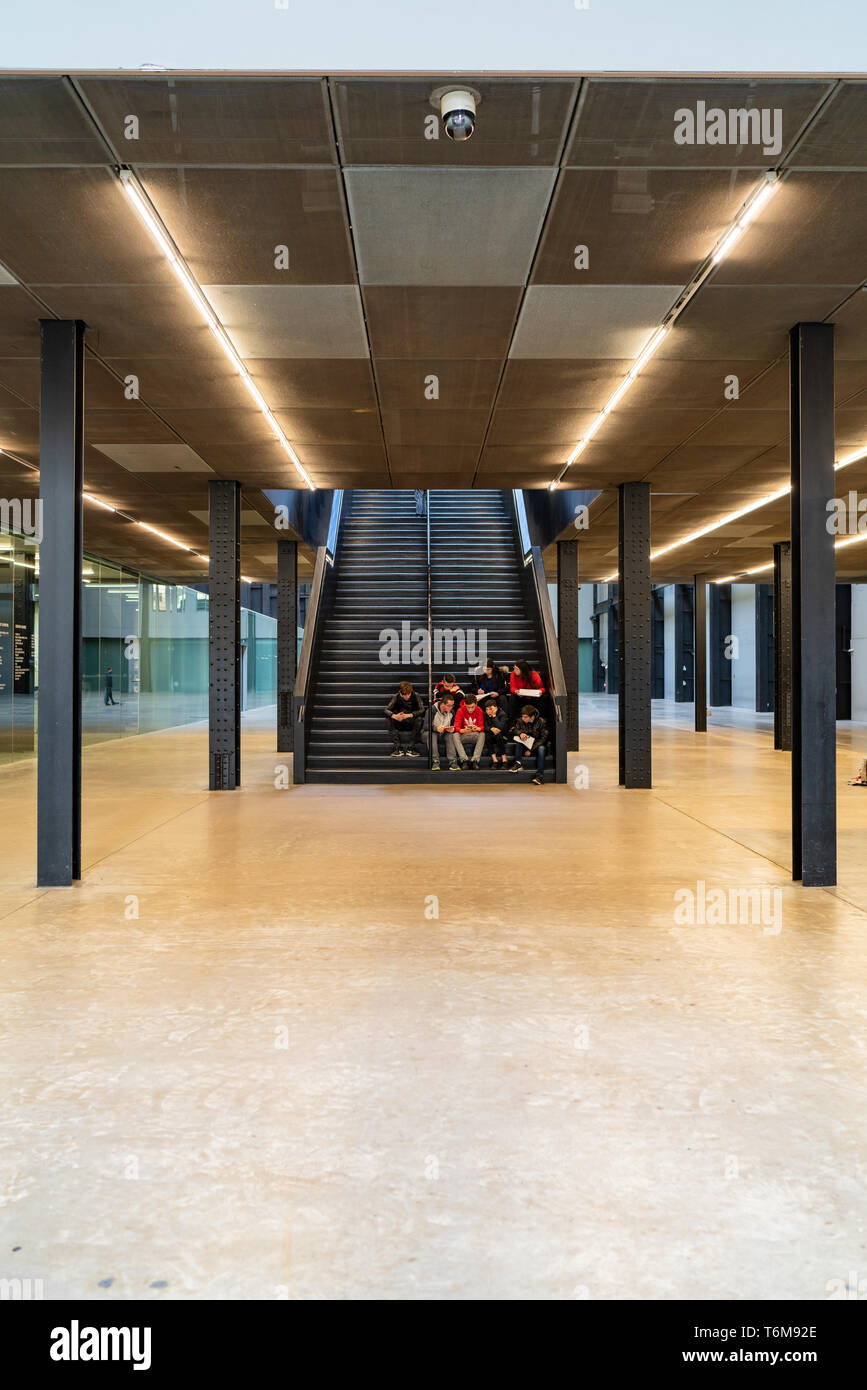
[305,490,428,781]
[302,488,549,784]
[429,490,541,695]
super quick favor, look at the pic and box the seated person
[428,695,460,771]
[848,756,867,786]
[475,660,505,700]
[453,694,486,769]
[482,697,509,767]
[384,681,424,757]
[507,704,549,785]
[433,672,465,708]
[508,660,546,719]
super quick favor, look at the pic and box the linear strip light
[716,526,867,583]
[552,173,779,490]
[118,169,315,491]
[84,491,204,560]
[601,425,867,579]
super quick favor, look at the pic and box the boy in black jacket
[482,697,509,767]
[384,682,424,757]
[507,705,548,784]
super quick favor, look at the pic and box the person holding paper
[508,660,545,720]
[507,705,548,784]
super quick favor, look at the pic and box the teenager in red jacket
[508,660,545,719]
[453,695,486,769]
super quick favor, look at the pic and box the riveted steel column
[209,479,241,790]
[694,573,708,732]
[710,583,732,706]
[277,538,297,753]
[790,323,835,885]
[755,583,775,712]
[37,319,85,886]
[773,542,792,750]
[618,482,651,788]
[557,538,579,750]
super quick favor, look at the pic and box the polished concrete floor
[1,697,866,1300]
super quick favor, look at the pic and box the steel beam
[674,584,694,702]
[557,539,579,750]
[617,482,651,788]
[208,479,242,790]
[694,574,708,732]
[773,542,792,750]
[790,322,836,885]
[277,538,298,753]
[37,319,85,887]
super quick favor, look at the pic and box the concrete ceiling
[0,73,866,584]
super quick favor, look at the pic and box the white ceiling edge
[1,0,865,74]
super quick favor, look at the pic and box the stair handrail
[509,490,568,784]
[425,489,433,766]
[293,489,344,782]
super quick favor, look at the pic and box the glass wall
[0,534,278,766]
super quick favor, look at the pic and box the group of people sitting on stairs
[383,660,550,786]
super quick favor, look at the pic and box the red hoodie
[509,669,545,695]
[454,702,485,733]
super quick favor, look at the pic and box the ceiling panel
[375,358,500,412]
[0,77,107,164]
[565,79,832,167]
[345,167,554,285]
[713,173,867,287]
[486,407,599,447]
[142,168,354,285]
[661,286,850,360]
[238,359,376,409]
[388,445,479,472]
[333,78,577,166]
[202,285,369,358]
[93,442,213,473]
[0,285,44,356]
[33,285,230,358]
[364,286,521,359]
[511,285,677,358]
[790,81,867,168]
[78,77,334,164]
[497,358,631,410]
[0,167,174,286]
[533,168,756,284]
[381,408,489,448]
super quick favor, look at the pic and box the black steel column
[694,573,708,732]
[790,322,836,885]
[618,482,651,787]
[674,583,695,701]
[37,320,85,887]
[277,538,298,753]
[607,589,618,695]
[773,542,792,750]
[755,583,775,712]
[709,582,732,706]
[557,538,579,750]
[209,479,241,790]
[836,585,852,720]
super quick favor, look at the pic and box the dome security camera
[430,86,481,142]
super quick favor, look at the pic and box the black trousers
[387,714,423,749]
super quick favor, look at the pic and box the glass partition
[0,533,277,766]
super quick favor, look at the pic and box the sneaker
[389,749,403,758]
[458,761,469,770]
[531,775,543,786]
[448,762,460,771]
[508,763,522,774]
[431,760,440,771]
[405,749,421,758]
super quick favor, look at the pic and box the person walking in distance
[104,666,117,706]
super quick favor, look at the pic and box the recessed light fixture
[118,168,315,491]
